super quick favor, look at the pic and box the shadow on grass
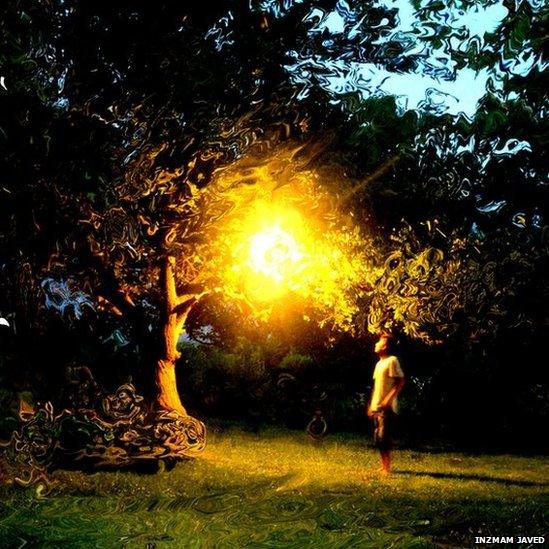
[2,459,547,548]
[394,469,547,487]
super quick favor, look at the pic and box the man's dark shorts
[372,409,396,451]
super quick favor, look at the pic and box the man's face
[375,337,389,354]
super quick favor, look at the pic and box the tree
[82,143,378,415]
[0,1,376,421]
[2,0,546,434]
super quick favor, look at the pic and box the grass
[0,425,547,548]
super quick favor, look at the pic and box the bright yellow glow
[226,203,311,301]
[248,226,303,282]
[200,145,375,331]
[217,197,370,315]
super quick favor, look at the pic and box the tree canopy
[1,0,547,402]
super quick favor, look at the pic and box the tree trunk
[156,358,186,414]
[155,256,194,416]
[155,322,187,416]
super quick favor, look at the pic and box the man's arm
[380,377,405,410]
[367,397,375,417]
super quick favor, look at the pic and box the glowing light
[248,226,303,281]
[217,198,369,311]
[201,146,375,330]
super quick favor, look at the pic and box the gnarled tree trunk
[155,256,196,416]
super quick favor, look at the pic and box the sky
[283,0,544,119]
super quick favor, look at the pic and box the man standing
[367,334,405,475]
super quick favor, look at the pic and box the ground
[1,425,547,548]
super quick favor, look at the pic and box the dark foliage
[0,1,547,453]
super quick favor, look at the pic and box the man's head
[374,333,394,356]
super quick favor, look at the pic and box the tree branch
[163,256,178,313]
[177,282,206,299]
[97,281,136,317]
[85,247,136,317]
[173,289,210,318]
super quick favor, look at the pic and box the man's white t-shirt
[370,355,404,413]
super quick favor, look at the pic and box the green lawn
[1,425,547,548]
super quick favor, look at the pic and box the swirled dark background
[0,0,547,454]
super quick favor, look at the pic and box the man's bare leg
[380,450,391,475]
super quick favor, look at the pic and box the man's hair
[378,333,395,353]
